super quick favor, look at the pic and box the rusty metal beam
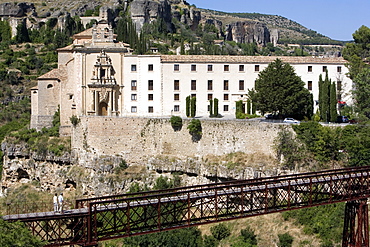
[3,165,370,247]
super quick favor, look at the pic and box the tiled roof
[160,55,347,64]
[73,27,93,38]
[37,69,61,80]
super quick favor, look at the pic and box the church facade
[30,21,352,135]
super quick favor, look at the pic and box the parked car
[336,116,349,123]
[283,118,300,124]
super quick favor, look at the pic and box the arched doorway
[98,102,108,116]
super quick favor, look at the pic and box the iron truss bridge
[3,166,370,247]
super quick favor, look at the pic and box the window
[337,66,342,73]
[323,66,327,72]
[191,64,196,71]
[174,64,179,71]
[148,80,153,90]
[174,80,179,90]
[239,65,244,72]
[131,94,137,101]
[208,65,213,72]
[308,81,312,91]
[239,80,245,90]
[174,105,180,112]
[224,80,229,90]
[191,80,196,90]
[208,80,213,90]
[131,80,137,90]
[224,105,229,111]
[148,64,153,71]
[148,94,153,101]
[47,84,53,88]
[337,81,342,91]
[224,65,229,71]
[255,65,260,72]
[174,94,179,101]
[208,94,213,100]
[191,94,196,98]
[131,106,137,113]
[148,106,153,113]
[224,94,229,101]
[131,64,137,71]
[308,66,313,72]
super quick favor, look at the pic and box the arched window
[47,84,53,89]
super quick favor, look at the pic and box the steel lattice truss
[3,166,370,247]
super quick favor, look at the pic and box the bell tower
[87,50,120,116]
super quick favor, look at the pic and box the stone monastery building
[31,21,352,135]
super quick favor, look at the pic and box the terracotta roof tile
[160,55,347,64]
[37,69,61,80]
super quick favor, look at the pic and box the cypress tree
[214,98,219,117]
[209,99,213,117]
[247,99,251,114]
[318,74,324,120]
[329,82,337,122]
[186,96,190,117]
[191,96,196,118]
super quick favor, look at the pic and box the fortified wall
[2,118,284,197]
[73,117,281,165]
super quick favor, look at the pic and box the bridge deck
[3,166,370,247]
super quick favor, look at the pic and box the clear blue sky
[188,0,370,41]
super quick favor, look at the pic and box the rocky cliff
[225,21,271,46]
[0,0,273,45]
[1,118,296,198]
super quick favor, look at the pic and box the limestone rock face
[226,21,271,46]
[0,3,35,17]
[130,0,173,32]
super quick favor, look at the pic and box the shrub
[187,119,202,142]
[70,115,80,126]
[169,116,182,131]
[278,233,293,247]
[210,223,231,240]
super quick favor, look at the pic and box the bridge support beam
[342,199,369,247]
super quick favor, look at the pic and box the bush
[278,233,293,247]
[0,218,45,246]
[70,115,80,126]
[169,116,183,131]
[210,223,231,241]
[187,119,202,142]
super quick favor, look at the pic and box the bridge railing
[1,199,75,216]
[75,165,370,208]
[83,166,370,242]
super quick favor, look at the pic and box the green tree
[343,25,370,80]
[329,82,337,122]
[15,22,30,43]
[249,59,313,119]
[186,95,191,117]
[190,96,196,118]
[0,218,45,247]
[213,98,219,117]
[352,68,370,118]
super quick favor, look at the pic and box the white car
[283,118,300,124]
